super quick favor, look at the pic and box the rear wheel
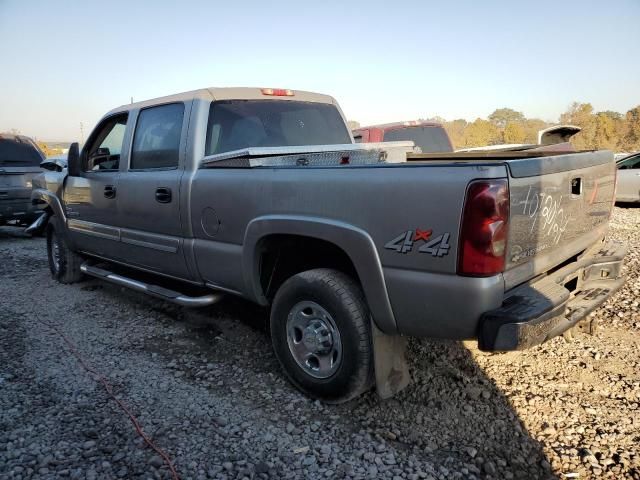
[270,269,373,403]
[47,220,84,284]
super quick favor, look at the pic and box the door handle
[104,185,116,199]
[155,187,172,203]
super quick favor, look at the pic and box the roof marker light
[261,88,294,96]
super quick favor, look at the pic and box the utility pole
[80,122,84,144]
[131,96,133,105]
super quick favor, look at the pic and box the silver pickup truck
[32,87,626,402]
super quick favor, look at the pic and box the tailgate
[0,167,41,198]
[505,150,615,288]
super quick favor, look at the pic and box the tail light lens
[458,179,510,276]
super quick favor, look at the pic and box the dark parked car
[0,134,45,226]
[353,120,454,153]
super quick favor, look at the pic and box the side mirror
[40,157,67,172]
[68,142,81,176]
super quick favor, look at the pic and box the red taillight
[458,179,510,276]
[261,88,294,96]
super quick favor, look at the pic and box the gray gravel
[0,206,638,480]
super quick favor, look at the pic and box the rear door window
[0,135,45,167]
[131,103,184,170]
[205,100,351,155]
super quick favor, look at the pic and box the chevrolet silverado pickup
[32,87,626,402]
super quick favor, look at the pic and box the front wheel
[270,269,374,403]
[47,220,84,284]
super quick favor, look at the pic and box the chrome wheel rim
[286,301,342,379]
[50,234,61,272]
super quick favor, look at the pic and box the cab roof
[107,87,338,116]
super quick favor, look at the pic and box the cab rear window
[205,100,351,155]
[0,135,45,167]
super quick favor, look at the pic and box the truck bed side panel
[189,163,507,333]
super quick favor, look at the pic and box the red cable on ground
[39,317,180,480]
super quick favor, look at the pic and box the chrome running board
[80,263,223,307]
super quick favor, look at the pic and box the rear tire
[270,268,373,403]
[47,220,84,284]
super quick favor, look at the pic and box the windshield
[617,154,640,169]
[205,100,351,155]
[383,126,453,153]
[0,136,45,167]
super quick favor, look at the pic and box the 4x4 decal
[384,229,451,257]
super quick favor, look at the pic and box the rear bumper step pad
[479,239,627,351]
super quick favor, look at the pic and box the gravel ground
[0,206,638,480]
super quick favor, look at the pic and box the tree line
[350,102,640,152]
[435,103,640,151]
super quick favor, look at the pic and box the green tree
[559,102,596,149]
[560,102,594,125]
[598,110,623,122]
[462,119,501,147]
[488,108,525,129]
[443,119,467,149]
[592,113,617,151]
[522,119,550,144]
[619,106,640,152]
[502,122,526,144]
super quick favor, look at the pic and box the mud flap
[371,321,411,399]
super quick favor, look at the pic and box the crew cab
[353,120,454,153]
[33,87,626,402]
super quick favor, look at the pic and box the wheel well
[257,234,360,301]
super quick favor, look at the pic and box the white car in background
[616,152,640,203]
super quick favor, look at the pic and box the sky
[0,0,638,142]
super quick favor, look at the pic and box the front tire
[270,269,373,403]
[47,220,84,284]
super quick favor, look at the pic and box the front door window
[84,115,128,171]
